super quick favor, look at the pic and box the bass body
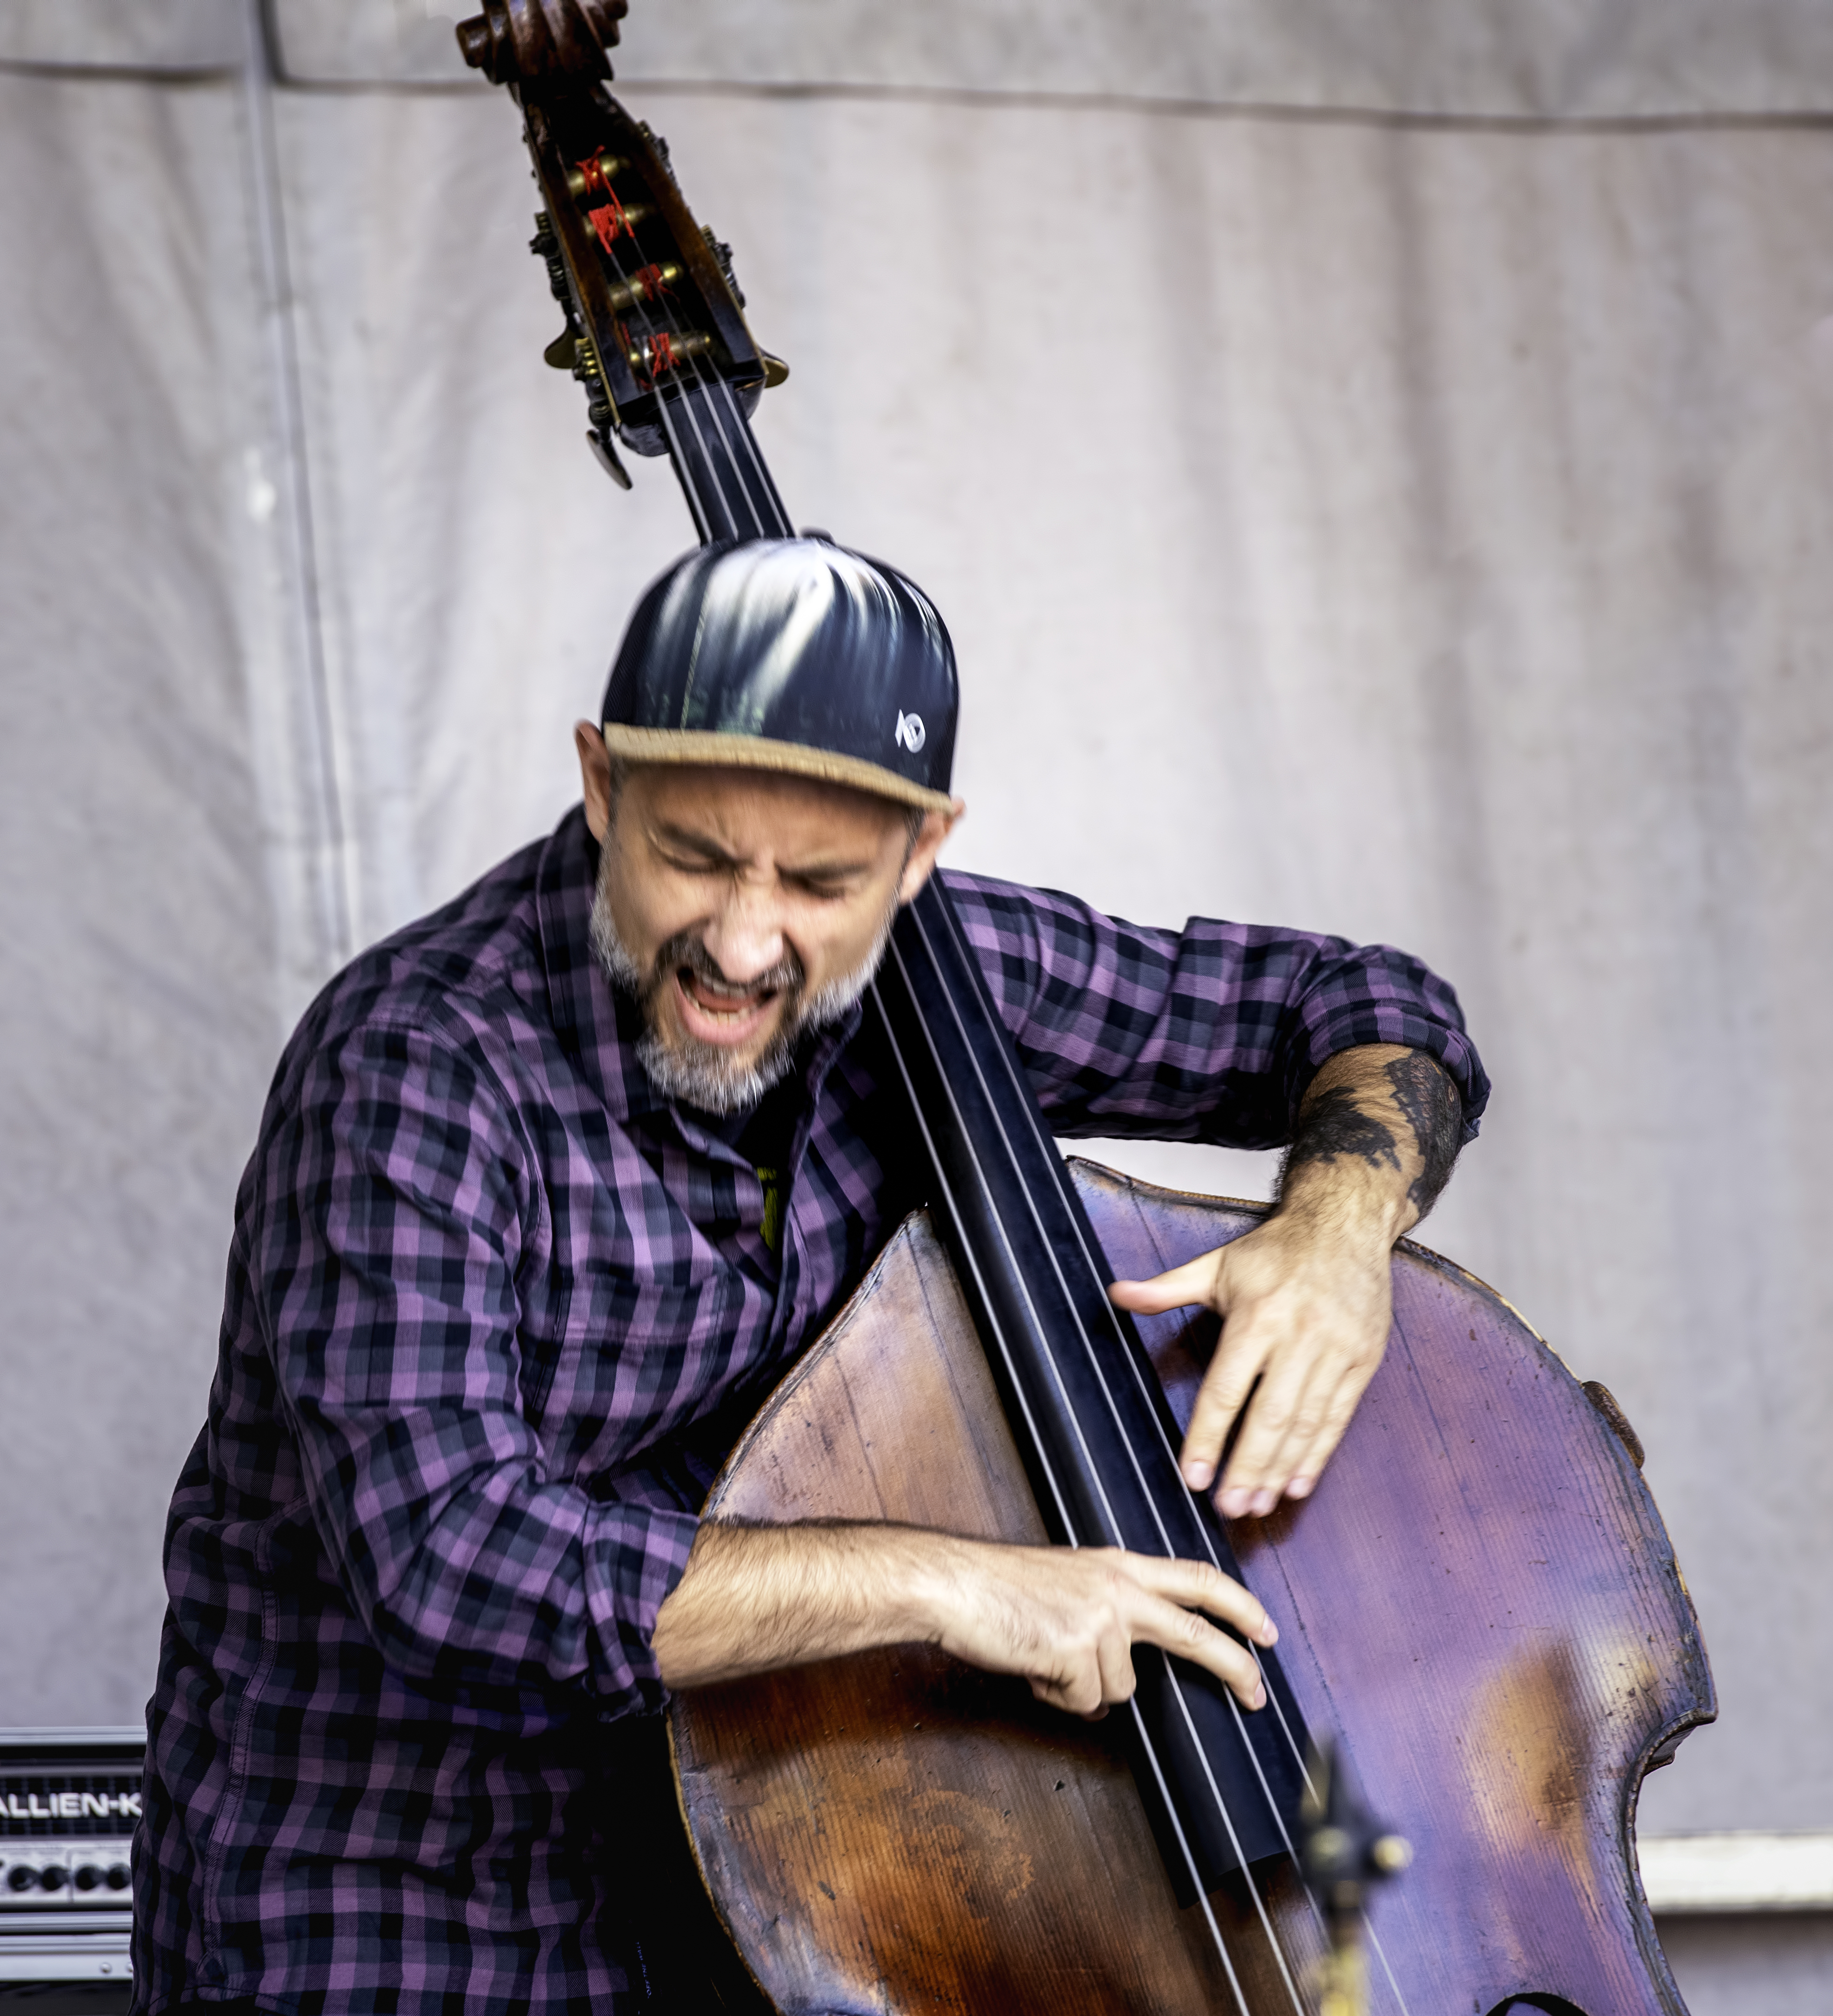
[672,1163,1713,2016]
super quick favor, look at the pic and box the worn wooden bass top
[672,1164,1713,2016]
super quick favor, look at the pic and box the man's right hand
[651,1521,1276,1718]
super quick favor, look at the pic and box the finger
[1212,1345,1316,1517]
[1226,1346,1342,1515]
[1130,1590,1268,1708]
[1030,1650,1106,1719]
[1032,1674,1107,1718]
[1107,1249,1224,1317]
[1122,1553,1278,1648]
[1177,1314,1278,1492]
[1279,1353,1382,1502]
[1094,1619,1137,1711]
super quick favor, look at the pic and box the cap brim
[600,725,954,814]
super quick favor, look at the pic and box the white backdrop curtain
[2,7,1830,2005]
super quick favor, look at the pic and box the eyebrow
[649,821,880,880]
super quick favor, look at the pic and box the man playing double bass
[132,538,1486,2016]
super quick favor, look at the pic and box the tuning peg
[566,150,627,203]
[582,197,651,254]
[702,230,745,308]
[570,332,606,387]
[623,328,711,382]
[528,212,572,304]
[603,263,680,314]
[542,329,579,371]
[587,431,633,490]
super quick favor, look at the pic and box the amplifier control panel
[0,1840,134,1905]
[0,1728,142,1983]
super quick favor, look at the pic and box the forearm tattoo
[1382,1051,1464,1214]
[1283,1052,1464,1220]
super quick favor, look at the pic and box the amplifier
[0,1726,141,1987]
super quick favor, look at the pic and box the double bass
[454,7,1716,2009]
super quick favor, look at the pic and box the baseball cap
[600,537,958,813]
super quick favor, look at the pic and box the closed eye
[785,873,860,900]
[656,847,730,875]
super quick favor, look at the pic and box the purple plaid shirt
[132,806,1486,2015]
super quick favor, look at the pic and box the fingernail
[1259,1619,1280,1645]
[1286,1475,1313,1501]
[1184,1459,1215,1491]
[1251,1684,1266,1710]
[1217,1487,1250,1519]
[1249,1487,1278,1517]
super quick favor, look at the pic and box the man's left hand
[1108,1205,1395,1518]
[1107,1042,1464,1520]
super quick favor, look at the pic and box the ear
[896,798,967,905]
[575,721,614,844]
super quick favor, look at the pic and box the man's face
[577,736,957,1113]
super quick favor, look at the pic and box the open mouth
[672,965,787,1049]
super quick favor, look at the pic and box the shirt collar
[535,804,864,1140]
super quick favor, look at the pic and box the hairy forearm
[1279,1044,1463,1241]
[653,1518,1278,1712]
[652,1517,945,1690]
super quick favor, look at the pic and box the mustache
[588,868,897,1116]
[653,929,805,1006]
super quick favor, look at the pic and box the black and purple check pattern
[131,807,1486,2015]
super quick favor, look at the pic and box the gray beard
[589,874,897,1117]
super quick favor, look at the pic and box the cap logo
[894,711,926,754]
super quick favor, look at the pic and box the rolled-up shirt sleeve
[250,1019,689,1715]
[942,869,1489,1148]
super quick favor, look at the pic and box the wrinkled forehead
[619,760,914,855]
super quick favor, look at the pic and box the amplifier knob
[107,1862,131,1890]
[39,1864,69,1891]
[74,1862,102,1891]
[6,1864,37,1892]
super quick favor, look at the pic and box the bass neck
[658,375,793,545]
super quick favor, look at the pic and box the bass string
[660,334,760,538]
[898,896,1311,2015]
[576,123,798,541]
[647,254,789,536]
[706,374,794,534]
[578,135,796,538]
[867,947,1260,2016]
[656,303,789,540]
[566,209,1272,1988]
[577,189,754,541]
[927,885,1321,1807]
[928,890,1416,2016]
[659,364,751,542]
[685,375,777,539]
[582,134,1335,2012]
[647,295,1311,1998]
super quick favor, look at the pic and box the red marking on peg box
[587,193,630,253]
